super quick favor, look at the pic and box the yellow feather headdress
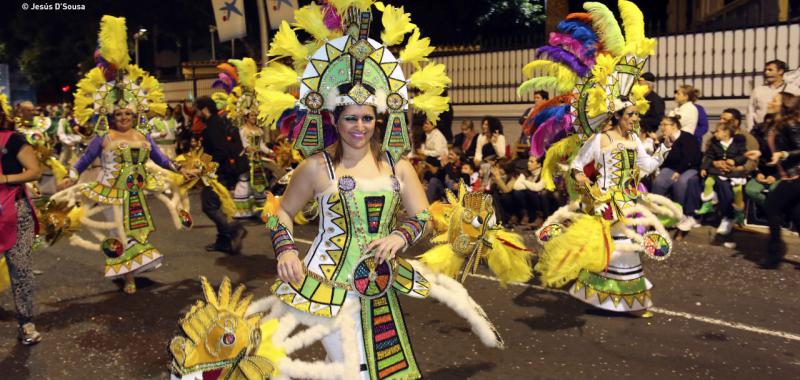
[72,15,166,137]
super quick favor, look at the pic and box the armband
[269,221,298,258]
[391,209,430,247]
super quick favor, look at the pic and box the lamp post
[209,25,217,61]
[133,28,148,65]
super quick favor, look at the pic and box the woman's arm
[72,136,105,174]
[474,135,486,162]
[493,134,507,158]
[147,134,175,170]
[3,145,42,185]
[272,155,323,283]
[634,134,668,175]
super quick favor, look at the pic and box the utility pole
[209,25,217,61]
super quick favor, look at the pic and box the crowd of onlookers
[410,59,800,269]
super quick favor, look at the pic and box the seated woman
[650,116,703,232]
[474,116,507,163]
[512,155,557,226]
[452,119,478,160]
[697,121,748,234]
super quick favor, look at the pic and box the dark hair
[194,96,218,115]
[721,108,742,122]
[326,104,382,166]
[770,92,800,130]
[662,115,682,130]
[481,116,504,134]
[715,121,735,135]
[534,90,549,100]
[765,59,788,72]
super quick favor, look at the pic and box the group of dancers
[2,0,685,378]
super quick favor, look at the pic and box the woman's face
[767,94,782,115]
[461,122,472,133]
[674,89,688,104]
[113,108,135,131]
[527,156,540,172]
[246,112,257,125]
[618,106,639,132]
[481,121,490,135]
[422,119,435,133]
[336,105,376,150]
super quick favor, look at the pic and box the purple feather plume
[212,73,235,94]
[322,4,343,32]
[531,114,571,157]
[536,46,590,77]
[549,33,596,67]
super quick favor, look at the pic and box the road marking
[295,238,800,342]
[467,273,800,342]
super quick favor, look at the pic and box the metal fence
[429,21,800,105]
[162,22,800,106]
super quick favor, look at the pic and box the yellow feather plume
[0,257,9,293]
[255,319,286,378]
[586,86,608,118]
[99,15,130,69]
[256,62,298,92]
[292,3,334,43]
[535,215,613,287]
[618,0,644,46]
[0,93,10,116]
[268,21,309,68]
[209,179,236,221]
[521,60,577,93]
[407,62,451,93]
[541,134,580,190]
[73,68,107,124]
[46,157,67,181]
[330,0,375,14]
[399,28,434,70]
[591,53,617,86]
[418,244,464,279]
[375,2,416,46]
[412,92,449,124]
[256,89,297,129]
[230,58,258,89]
[486,230,533,286]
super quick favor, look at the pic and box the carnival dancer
[149,112,178,159]
[13,100,66,208]
[212,58,272,218]
[56,103,86,166]
[523,1,681,317]
[244,2,502,379]
[54,15,193,294]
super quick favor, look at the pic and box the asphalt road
[1,192,799,379]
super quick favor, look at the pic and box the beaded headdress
[72,16,166,137]
[212,57,261,128]
[255,1,451,161]
[518,0,655,158]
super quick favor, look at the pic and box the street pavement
[1,192,799,379]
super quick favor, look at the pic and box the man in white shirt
[419,118,448,161]
[747,59,800,131]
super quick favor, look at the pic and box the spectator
[759,92,800,269]
[747,59,800,131]
[453,119,478,161]
[697,121,748,234]
[639,72,665,134]
[418,117,448,162]
[669,85,700,135]
[460,160,481,192]
[512,155,557,227]
[652,116,703,232]
[195,96,248,255]
[475,116,507,163]
[424,147,463,203]
[719,108,759,176]
[490,160,520,226]
[1,105,43,345]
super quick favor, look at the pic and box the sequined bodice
[98,142,151,189]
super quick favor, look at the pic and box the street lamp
[133,28,148,65]
[209,25,217,61]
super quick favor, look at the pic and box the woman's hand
[574,172,591,186]
[366,234,407,265]
[700,169,707,178]
[671,171,680,182]
[767,151,787,166]
[277,251,305,284]
[745,150,761,161]
[57,178,75,190]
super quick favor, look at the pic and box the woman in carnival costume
[521,1,682,317]
[54,16,194,294]
[170,2,503,379]
[13,101,67,209]
[212,58,272,218]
